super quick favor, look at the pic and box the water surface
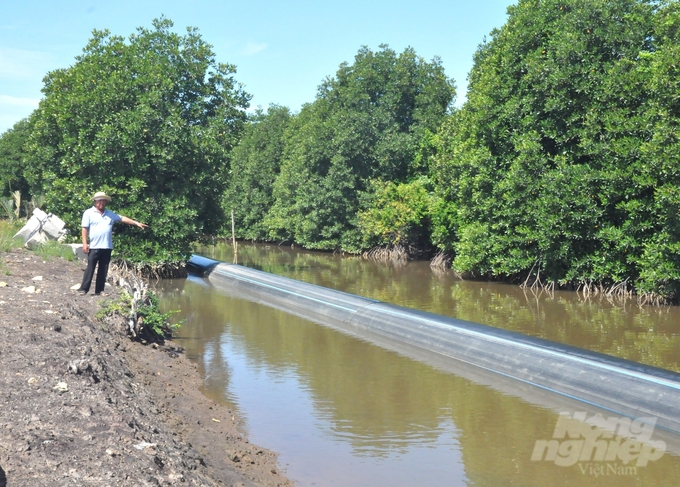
[153,243,680,486]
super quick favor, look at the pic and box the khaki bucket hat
[92,191,112,202]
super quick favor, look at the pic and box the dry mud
[0,247,293,487]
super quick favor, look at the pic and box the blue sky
[0,0,513,134]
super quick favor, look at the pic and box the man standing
[77,191,148,295]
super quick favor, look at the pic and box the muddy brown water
[153,243,680,486]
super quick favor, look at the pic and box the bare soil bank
[0,247,293,487]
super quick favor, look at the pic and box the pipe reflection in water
[154,269,680,487]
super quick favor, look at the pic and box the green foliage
[137,290,181,336]
[614,0,680,298]
[95,293,132,320]
[431,0,680,299]
[427,195,458,253]
[357,177,432,249]
[96,290,179,337]
[0,198,15,221]
[0,219,22,275]
[265,45,455,251]
[26,17,250,265]
[224,105,291,240]
[0,118,32,203]
[0,219,22,252]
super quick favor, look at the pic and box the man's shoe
[78,290,87,295]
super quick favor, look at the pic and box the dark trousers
[79,248,113,294]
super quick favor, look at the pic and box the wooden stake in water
[231,209,237,263]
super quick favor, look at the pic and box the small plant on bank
[95,293,133,321]
[136,291,182,338]
[96,289,181,342]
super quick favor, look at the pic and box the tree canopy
[431,0,680,299]
[0,118,32,201]
[224,105,291,241]
[26,17,250,265]
[2,2,680,300]
[263,45,455,251]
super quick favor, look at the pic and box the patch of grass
[0,219,23,252]
[32,240,76,262]
[1,219,23,275]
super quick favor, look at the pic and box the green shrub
[358,177,432,251]
[96,290,180,339]
[95,293,132,321]
[136,291,181,337]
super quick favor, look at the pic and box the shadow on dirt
[0,464,7,487]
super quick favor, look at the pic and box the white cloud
[241,42,267,56]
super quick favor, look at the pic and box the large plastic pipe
[189,255,680,438]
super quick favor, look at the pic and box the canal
[153,243,680,486]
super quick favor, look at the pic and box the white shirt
[82,207,122,249]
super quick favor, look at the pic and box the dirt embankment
[0,247,293,487]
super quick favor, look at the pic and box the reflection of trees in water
[154,270,680,485]
[194,243,680,372]
[158,278,471,454]
[446,284,680,372]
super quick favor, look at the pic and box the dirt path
[0,247,294,487]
